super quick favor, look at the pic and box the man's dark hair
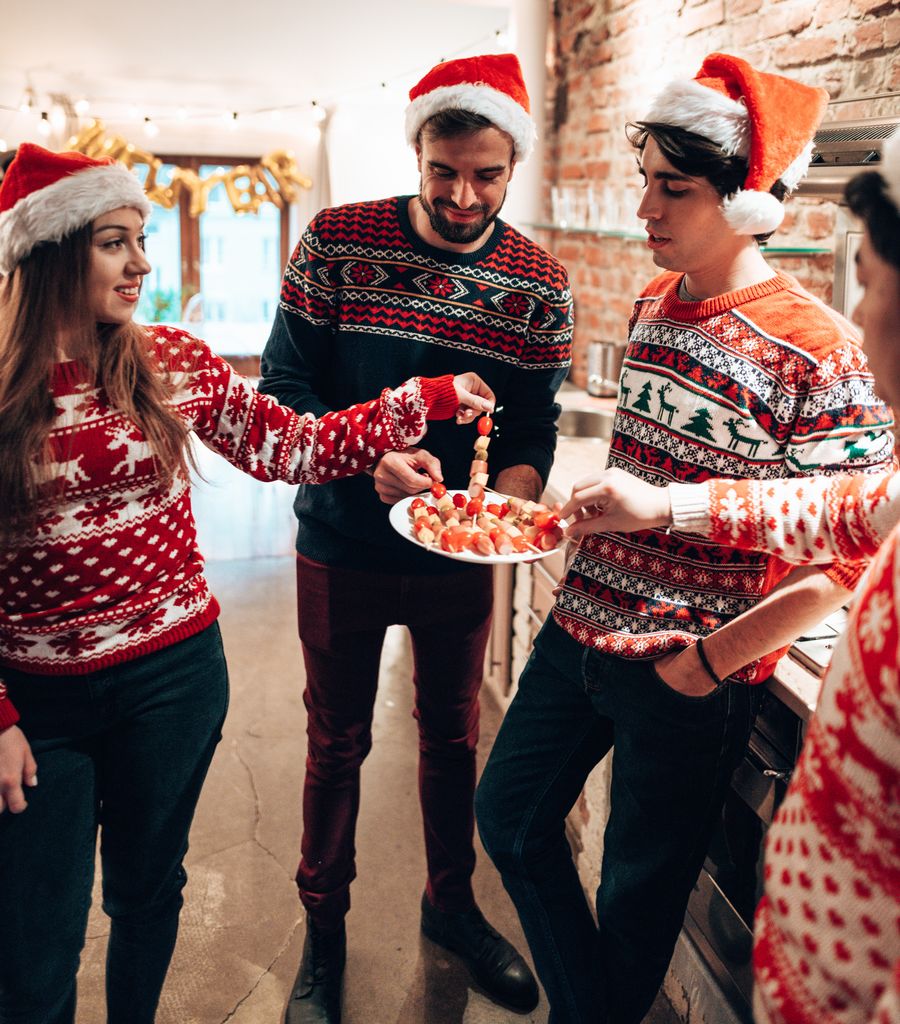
[419,108,513,157]
[845,170,900,272]
[626,121,788,244]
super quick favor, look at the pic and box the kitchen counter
[546,390,821,722]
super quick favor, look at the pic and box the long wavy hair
[0,222,193,545]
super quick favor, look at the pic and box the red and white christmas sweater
[754,524,900,1024]
[670,472,900,565]
[668,472,900,1023]
[552,271,895,683]
[0,325,459,728]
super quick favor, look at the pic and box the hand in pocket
[651,645,720,699]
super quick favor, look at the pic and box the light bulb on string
[494,28,510,51]
[143,116,159,138]
[19,88,35,114]
[176,106,188,120]
[311,101,327,125]
[269,108,282,122]
[228,111,239,131]
[49,106,67,132]
[0,138,7,152]
[37,112,51,137]
[74,98,90,117]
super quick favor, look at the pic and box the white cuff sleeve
[668,483,712,536]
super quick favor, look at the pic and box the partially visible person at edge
[557,130,900,1024]
[0,142,495,1024]
[475,53,895,1024]
[258,53,572,1024]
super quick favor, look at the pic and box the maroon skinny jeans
[294,554,494,932]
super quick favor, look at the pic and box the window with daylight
[134,155,291,356]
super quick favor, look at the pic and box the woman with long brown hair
[0,143,494,1024]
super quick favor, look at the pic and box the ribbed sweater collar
[655,271,796,321]
[395,195,506,265]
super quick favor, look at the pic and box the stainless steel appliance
[586,340,625,397]
[797,113,900,201]
[797,112,900,318]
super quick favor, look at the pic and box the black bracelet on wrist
[695,637,723,687]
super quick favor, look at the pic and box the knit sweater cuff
[669,483,712,536]
[822,559,865,592]
[419,375,459,420]
[0,693,21,731]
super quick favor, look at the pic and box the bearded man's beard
[418,190,506,244]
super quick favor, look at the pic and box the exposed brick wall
[542,0,900,388]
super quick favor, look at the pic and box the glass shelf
[526,222,832,255]
[527,221,644,241]
[759,245,833,255]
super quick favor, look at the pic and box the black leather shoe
[284,920,345,1024]
[420,892,539,1013]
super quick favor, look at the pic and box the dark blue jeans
[476,615,762,1024]
[0,623,229,1024]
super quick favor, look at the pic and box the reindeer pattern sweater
[659,471,896,1024]
[752,521,900,1024]
[0,325,459,728]
[553,271,895,683]
[665,469,900,1023]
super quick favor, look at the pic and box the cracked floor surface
[73,451,680,1024]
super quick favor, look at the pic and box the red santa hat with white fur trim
[0,142,151,275]
[405,53,536,162]
[641,53,828,236]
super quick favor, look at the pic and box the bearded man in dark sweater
[259,53,573,1024]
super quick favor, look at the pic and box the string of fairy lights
[0,27,511,152]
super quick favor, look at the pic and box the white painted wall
[318,0,549,234]
[1,1,548,240]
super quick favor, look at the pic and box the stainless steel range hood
[797,114,900,199]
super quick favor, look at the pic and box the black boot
[284,920,346,1024]
[420,892,539,1013]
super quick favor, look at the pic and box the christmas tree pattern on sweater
[554,271,895,682]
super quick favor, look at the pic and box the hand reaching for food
[451,373,495,424]
[561,467,671,539]
[373,448,443,505]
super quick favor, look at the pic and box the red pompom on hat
[641,53,828,236]
[0,142,151,275]
[405,53,536,162]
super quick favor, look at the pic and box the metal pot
[586,341,625,397]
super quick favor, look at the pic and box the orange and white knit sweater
[552,271,894,683]
[671,472,900,1024]
[0,325,459,728]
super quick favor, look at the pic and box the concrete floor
[73,455,680,1024]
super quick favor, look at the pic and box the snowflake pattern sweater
[0,325,460,728]
[259,195,573,573]
[666,470,900,1023]
[553,271,894,683]
[753,524,900,1024]
[670,472,900,565]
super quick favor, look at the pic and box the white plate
[388,489,567,565]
